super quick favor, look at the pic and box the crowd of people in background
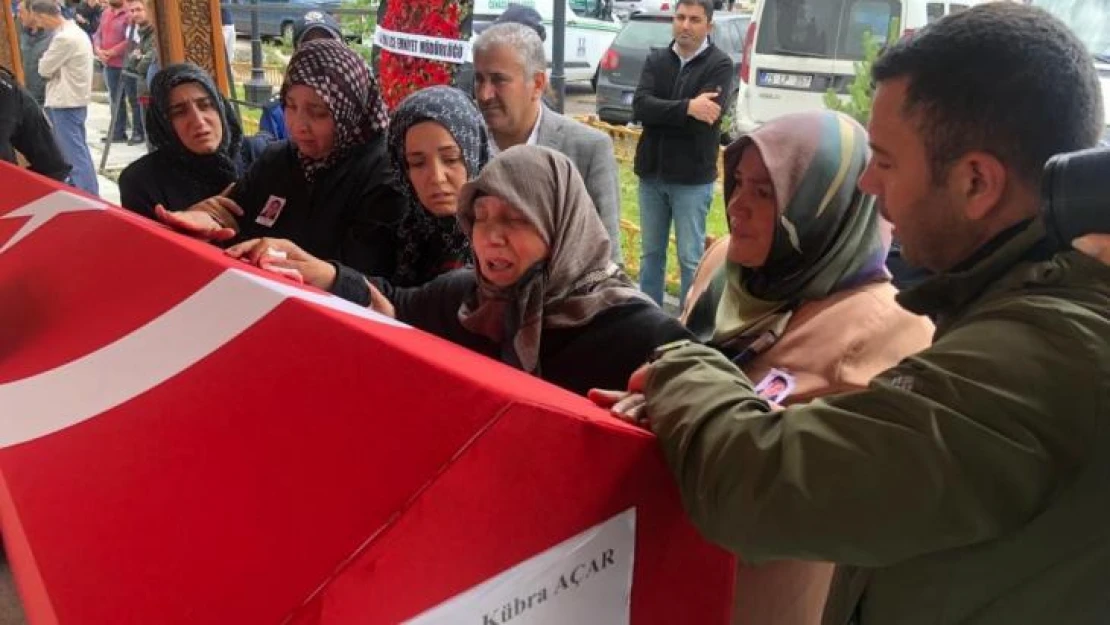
[10,0,161,195]
[2,0,1110,622]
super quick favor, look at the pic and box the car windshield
[1032,0,1110,62]
[614,18,673,48]
[755,0,902,60]
[571,0,608,19]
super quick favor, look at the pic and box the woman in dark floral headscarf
[165,40,408,283]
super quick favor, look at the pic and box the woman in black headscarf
[118,63,267,219]
[228,85,490,295]
[158,40,406,279]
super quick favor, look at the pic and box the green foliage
[350,42,375,65]
[340,0,378,39]
[340,0,378,67]
[263,42,290,65]
[618,164,728,295]
[720,110,735,143]
[822,32,881,125]
[823,18,900,125]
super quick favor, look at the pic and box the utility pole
[551,0,566,113]
[244,0,272,105]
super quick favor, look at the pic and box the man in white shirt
[34,0,98,195]
[472,22,624,263]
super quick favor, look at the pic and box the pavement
[563,83,598,118]
[85,90,147,207]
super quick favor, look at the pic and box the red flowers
[378,0,473,108]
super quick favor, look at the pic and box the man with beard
[596,4,1110,623]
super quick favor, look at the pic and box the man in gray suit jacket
[473,22,623,264]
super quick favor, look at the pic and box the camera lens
[1042,147,1110,247]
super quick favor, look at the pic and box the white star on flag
[0,190,107,254]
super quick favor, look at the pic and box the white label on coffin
[405,508,636,625]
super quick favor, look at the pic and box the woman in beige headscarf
[368,144,692,395]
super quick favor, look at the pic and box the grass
[228,84,264,134]
[617,164,728,295]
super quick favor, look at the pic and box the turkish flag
[0,162,734,624]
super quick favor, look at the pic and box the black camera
[1042,146,1110,248]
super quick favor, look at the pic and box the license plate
[758,71,814,89]
[621,92,634,105]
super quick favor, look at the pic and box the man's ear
[532,70,549,101]
[950,151,1008,221]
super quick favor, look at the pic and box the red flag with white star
[0,162,733,624]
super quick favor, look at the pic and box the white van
[1030,0,1110,140]
[472,0,622,83]
[732,0,991,133]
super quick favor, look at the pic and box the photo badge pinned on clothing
[256,195,287,227]
[755,368,796,405]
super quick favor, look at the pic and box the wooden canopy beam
[154,0,230,95]
[0,1,24,84]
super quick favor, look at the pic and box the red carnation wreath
[377,0,473,108]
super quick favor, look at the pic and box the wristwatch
[649,339,695,363]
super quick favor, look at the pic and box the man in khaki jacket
[595,5,1110,624]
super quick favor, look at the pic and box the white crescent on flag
[0,190,407,448]
[0,190,107,254]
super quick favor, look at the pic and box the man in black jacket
[73,0,101,38]
[123,0,155,98]
[632,0,733,307]
[0,67,71,182]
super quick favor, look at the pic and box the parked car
[470,0,621,84]
[1030,0,1109,140]
[731,0,992,135]
[612,0,673,21]
[223,0,341,42]
[595,11,750,128]
[613,0,724,21]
